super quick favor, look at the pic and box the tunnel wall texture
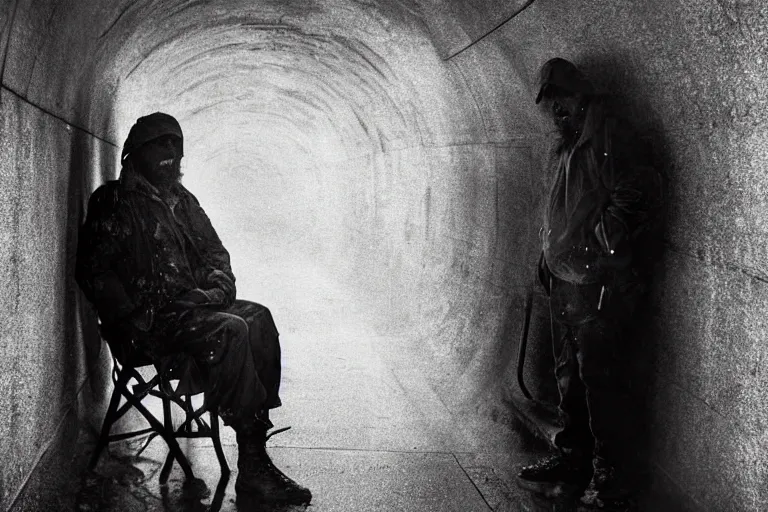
[0,0,766,510]
[421,2,768,510]
[0,1,117,509]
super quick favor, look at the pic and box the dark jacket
[541,97,662,287]
[76,166,236,343]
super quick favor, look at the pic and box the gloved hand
[594,214,632,274]
[169,288,224,310]
[203,269,236,306]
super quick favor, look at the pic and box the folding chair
[89,335,230,483]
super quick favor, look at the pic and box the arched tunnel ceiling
[420,0,535,59]
[3,0,548,268]
[109,5,418,153]
[3,2,768,509]
[3,0,511,153]
[0,0,538,282]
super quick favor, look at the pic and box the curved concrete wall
[1,0,766,509]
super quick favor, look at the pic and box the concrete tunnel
[1,0,767,510]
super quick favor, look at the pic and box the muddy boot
[578,459,634,511]
[234,419,312,505]
[517,452,593,498]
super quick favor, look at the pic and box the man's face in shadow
[541,86,585,144]
[132,134,183,190]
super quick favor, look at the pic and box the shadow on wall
[67,127,113,433]
[582,51,674,483]
[8,117,118,511]
[511,53,677,506]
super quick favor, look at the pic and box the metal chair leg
[89,369,130,470]
[210,412,230,476]
[184,395,193,433]
[159,451,176,484]
[119,384,194,481]
[159,395,176,483]
[94,357,229,484]
[210,472,230,511]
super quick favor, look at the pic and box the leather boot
[578,458,634,511]
[517,452,593,497]
[234,418,312,505]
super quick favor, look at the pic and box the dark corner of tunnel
[500,50,685,510]
[10,127,115,512]
[3,2,765,511]
[68,126,115,432]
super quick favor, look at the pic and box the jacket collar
[554,98,608,156]
[120,163,159,195]
[574,96,609,149]
[119,163,183,199]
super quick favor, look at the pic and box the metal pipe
[517,285,534,400]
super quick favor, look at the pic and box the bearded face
[131,134,184,191]
[549,94,585,145]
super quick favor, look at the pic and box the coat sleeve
[76,185,137,325]
[183,189,237,304]
[594,123,661,254]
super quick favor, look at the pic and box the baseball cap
[535,58,594,104]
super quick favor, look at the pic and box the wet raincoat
[76,164,281,421]
[537,94,663,485]
[541,97,661,290]
[76,164,235,339]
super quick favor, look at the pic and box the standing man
[76,112,312,506]
[516,59,661,511]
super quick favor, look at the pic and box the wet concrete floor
[42,251,585,511]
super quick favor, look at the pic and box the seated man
[75,112,311,506]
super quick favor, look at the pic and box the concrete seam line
[451,452,494,511]
[263,445,463,455]
[322,139,538,164]
[651,460,706,512]
[444,0,537,61]
[0,0,20,100]
[663,238,768,284]
[650,366,745,438]
[0,84,119,148]
[5,367,99,512]
[267,447,489,457]
[448,58,490,142]
[5,405,75,512]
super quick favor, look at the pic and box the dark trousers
[153,300,282,426]
[549,277,642,478]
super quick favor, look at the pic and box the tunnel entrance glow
[9,0,765,508]
[103,0,508,425]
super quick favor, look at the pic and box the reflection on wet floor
[63,406,604,512]
[72,440,600,512]
[74,434,307,512]
[518,489,594,512]
[58,257,583,512]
